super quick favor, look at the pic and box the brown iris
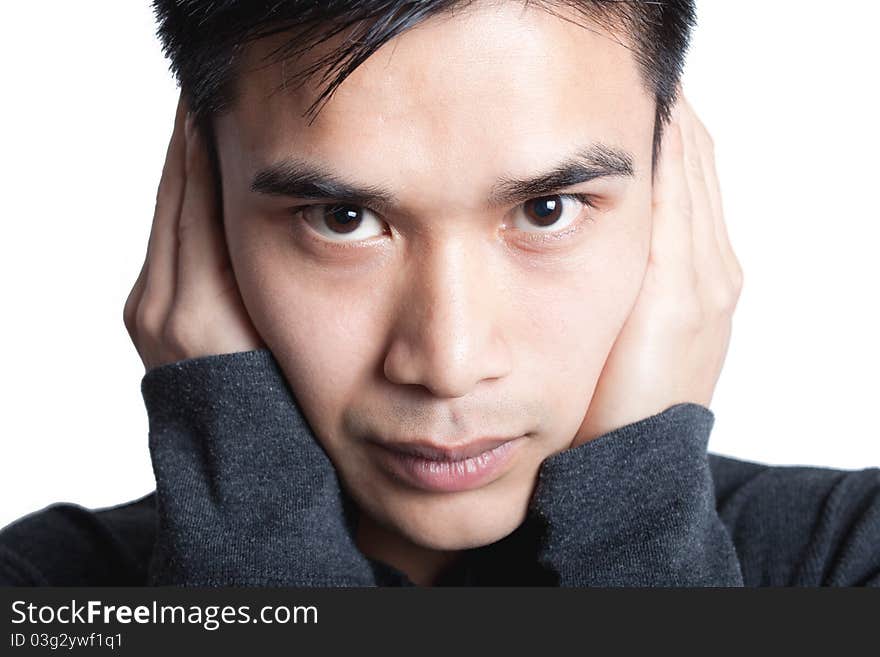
[523,195,563,227]
[323,204,362,234]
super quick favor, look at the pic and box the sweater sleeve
[709,452,880,586]
[520,402,745,586]
[0,494,157,586]
[140,348,380,586]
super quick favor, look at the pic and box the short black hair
[152,0,697,171]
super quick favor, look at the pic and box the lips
[370,435,520,462]
[368,434,527,493]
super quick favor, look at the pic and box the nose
[382,235,512,398]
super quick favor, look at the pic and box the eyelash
[516,193,598,245]
[287,193,599,250]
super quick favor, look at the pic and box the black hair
[152,0,697,171]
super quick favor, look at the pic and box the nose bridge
[383,233,511,398]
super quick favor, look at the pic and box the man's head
[152,0,696,556]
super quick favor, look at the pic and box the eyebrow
[250,142,635,213]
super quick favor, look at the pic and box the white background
[1,2,878,528]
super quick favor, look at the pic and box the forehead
[220,2,654,205]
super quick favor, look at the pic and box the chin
[379,483,534,551]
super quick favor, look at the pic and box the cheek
[226,238,386,435]
[522,209,650,424]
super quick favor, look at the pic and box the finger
[677,95,728,298]
[123,256,149,339]
[175,113,232,305]
[139,93,188,334]
[650,95,694,277]
[690,109,743,287]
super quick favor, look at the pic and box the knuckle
[123,286,137,319]
[729,253,745,292]
[161,318,189,355]
[162,309,198,355]
[711,284,740,315]
[733,265,744,294]
[135,302,164,340]
[123,297,137,334]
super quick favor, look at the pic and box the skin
[124,2,742,586]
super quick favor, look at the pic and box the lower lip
[370,436,526,493]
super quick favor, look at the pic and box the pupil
[527,196,562,227]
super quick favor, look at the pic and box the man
[1,0,877,587]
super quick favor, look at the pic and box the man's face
[214,2,654,551]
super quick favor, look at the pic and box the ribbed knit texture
[140,348,380,586]
[1,348,878,586]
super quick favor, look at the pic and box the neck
[355,511,462,586]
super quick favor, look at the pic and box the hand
[571,89,744,448]
[123,92,265,372]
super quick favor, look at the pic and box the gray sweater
[1,348,878,586]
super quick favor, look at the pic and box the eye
[288,193,597,247]
[291,203,386,243]
[509,193,596,234]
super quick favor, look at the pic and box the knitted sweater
[1,349,877,586]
